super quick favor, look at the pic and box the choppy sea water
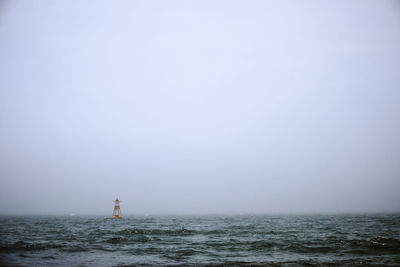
[1,214,399,266]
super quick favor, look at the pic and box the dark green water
[1,214,399,266]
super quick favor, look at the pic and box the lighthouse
[112,198,122,219]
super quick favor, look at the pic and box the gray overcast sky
[0,0,399,214]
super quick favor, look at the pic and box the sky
[0,0,399,215]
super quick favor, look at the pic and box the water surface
[1,214,399,266]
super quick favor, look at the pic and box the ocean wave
[116,227,194,236]
[106,237,127,244]
[0,241,62,252]
[1,215,400,266]
[343,237,400,254]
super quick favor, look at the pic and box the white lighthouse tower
[112,197,122,219]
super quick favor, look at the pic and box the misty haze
[0,0,399,266]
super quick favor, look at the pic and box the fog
[0,0,399,214]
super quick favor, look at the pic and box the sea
[1,214,399,266]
